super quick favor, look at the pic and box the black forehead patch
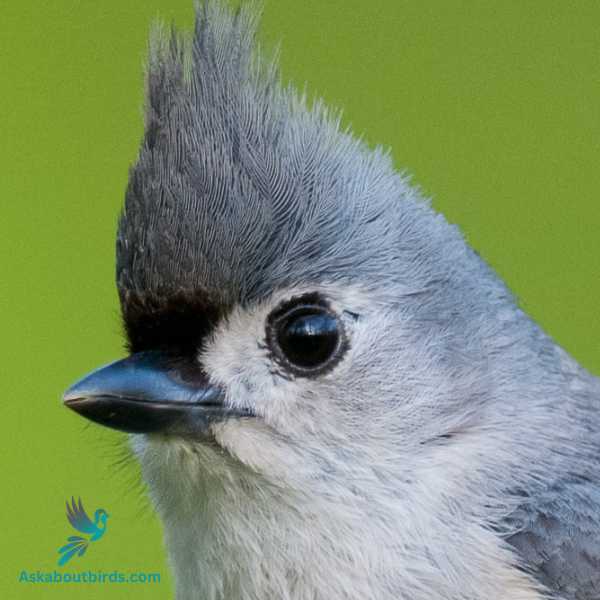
[121,289,226,356]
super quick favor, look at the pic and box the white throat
[133,435,545,600]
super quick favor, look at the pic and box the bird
[57,497,109,566]
[62,1,600,599]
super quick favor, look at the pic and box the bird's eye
[266,295,347,377]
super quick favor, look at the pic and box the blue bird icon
[57,497,109,566]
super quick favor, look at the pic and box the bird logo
[57,497,109,566]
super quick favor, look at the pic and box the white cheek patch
[200,299,278,413]
[198,282,374,427]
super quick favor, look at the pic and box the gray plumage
[114,2,600,599]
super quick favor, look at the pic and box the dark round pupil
[277,311,339,368]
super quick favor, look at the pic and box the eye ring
[265,294,348,378]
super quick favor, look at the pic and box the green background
[2,1,599,597]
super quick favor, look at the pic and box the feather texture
[116,2,600,599]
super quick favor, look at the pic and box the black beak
[63,351,251,435]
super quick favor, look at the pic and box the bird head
[63,0,505,486]
[62,3,550,597]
